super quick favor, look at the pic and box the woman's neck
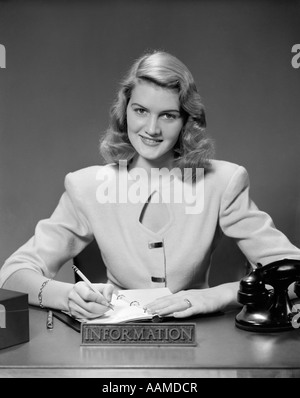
[129,154,175,175]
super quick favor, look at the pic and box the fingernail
[151,309,160,315]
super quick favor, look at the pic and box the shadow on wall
[209,236,249,287]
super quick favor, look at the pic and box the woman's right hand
[67,281,114,319]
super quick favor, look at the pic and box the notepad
[66,287,170,325]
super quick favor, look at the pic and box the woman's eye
[134,108,147,115]
[162,113,177,120]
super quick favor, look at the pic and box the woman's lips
[139,135,163,146]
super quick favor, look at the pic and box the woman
[1,50,300,320]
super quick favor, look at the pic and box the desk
[0,307,300,378]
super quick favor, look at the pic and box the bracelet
[38,279,52,309]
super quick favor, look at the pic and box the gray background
[0,0,299,285]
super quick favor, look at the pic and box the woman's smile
[139,134,164,146]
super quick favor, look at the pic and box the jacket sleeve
[0,175,94,287]
[219,166,300,267]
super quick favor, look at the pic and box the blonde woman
[1,51,300,320]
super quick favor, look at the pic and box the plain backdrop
[0,0,300,286]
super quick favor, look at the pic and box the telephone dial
[235,258,300,332]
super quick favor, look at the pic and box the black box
[0,288,30,350]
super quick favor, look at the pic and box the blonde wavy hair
[100,50,215,172]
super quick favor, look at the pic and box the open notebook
[85,287,172,324]
[53,287,172,330]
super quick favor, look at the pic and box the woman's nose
[145,115,160,136]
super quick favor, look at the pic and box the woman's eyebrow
[131,102,180,113]
[131,102,147,109]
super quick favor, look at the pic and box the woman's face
[126,80,184,169]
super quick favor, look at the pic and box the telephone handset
[235,258,300,332]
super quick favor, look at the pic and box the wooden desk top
[0,307,300,378]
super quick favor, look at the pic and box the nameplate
[81,323,196,346]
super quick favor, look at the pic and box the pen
[47,310,54,330]
[72,265,114,310]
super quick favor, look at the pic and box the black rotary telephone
[235,258,300,332]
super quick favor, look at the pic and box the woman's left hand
[145,283,240,318]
